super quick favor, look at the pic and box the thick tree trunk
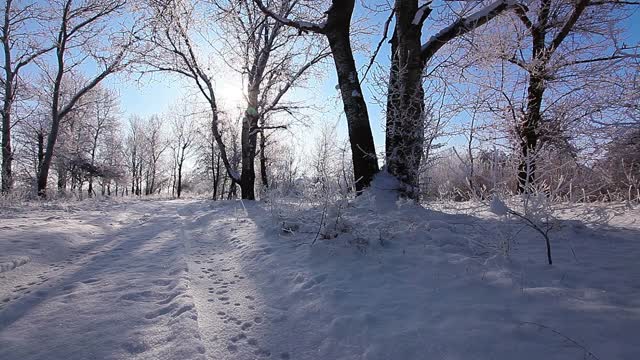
[2,2,14,194]
[240,77,261,200]
[324,1,379,193]
[518,0,549,193]
[37,112,62,197]
[518,74,544,193]
[1,110,12,193]
[385,0,427,200]
[240,113,258,200]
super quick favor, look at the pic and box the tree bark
[517,0,550,193]
[1,104,12,194]
[177,161,183,198]
[240,108,259,200]
[324,1,379,193]
[87,132,99,197]
[1,0,13,194]
[384,0,517,199]
[385,0,428,199]
[518,73,544,193]
[37,109,62,196]
[212,141,220,200]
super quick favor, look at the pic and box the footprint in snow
[254,348,271,357]
[151,279,172,286]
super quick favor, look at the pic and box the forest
[1,0,639,359]
[0,0,637,203]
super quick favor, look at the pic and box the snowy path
[0,201,206,360]
[179,202,294,360]
[0,200,315,360]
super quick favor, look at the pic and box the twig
[311,201,328,246]
[507,209,553,265]
[361,9,395,84]
[520,322,602,360]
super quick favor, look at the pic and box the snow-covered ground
[1,195,639,359]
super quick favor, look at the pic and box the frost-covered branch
[421,0,522,63]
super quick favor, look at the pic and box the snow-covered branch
[421,0,522,62]
[253,0,325,34]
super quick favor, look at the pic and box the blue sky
[111,2,640,157]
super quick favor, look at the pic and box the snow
[297,21,323,31]
[0,257,30,274]
[1,197,640,359]
[267,11,323,32]
[489,195,510,216]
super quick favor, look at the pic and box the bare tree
[385,0,521,199]
[142,0,240,195]
[1,0,54,193]
[214,0,330,199]
[169,104,196,198]
[126,115,144,196]
[452,0,640,193]
[254,0,380,194]
[143,114,167,195]
[85,87,118,197]
[36,0,140,196]
[505,0,638,192]
[98,119,126,196]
